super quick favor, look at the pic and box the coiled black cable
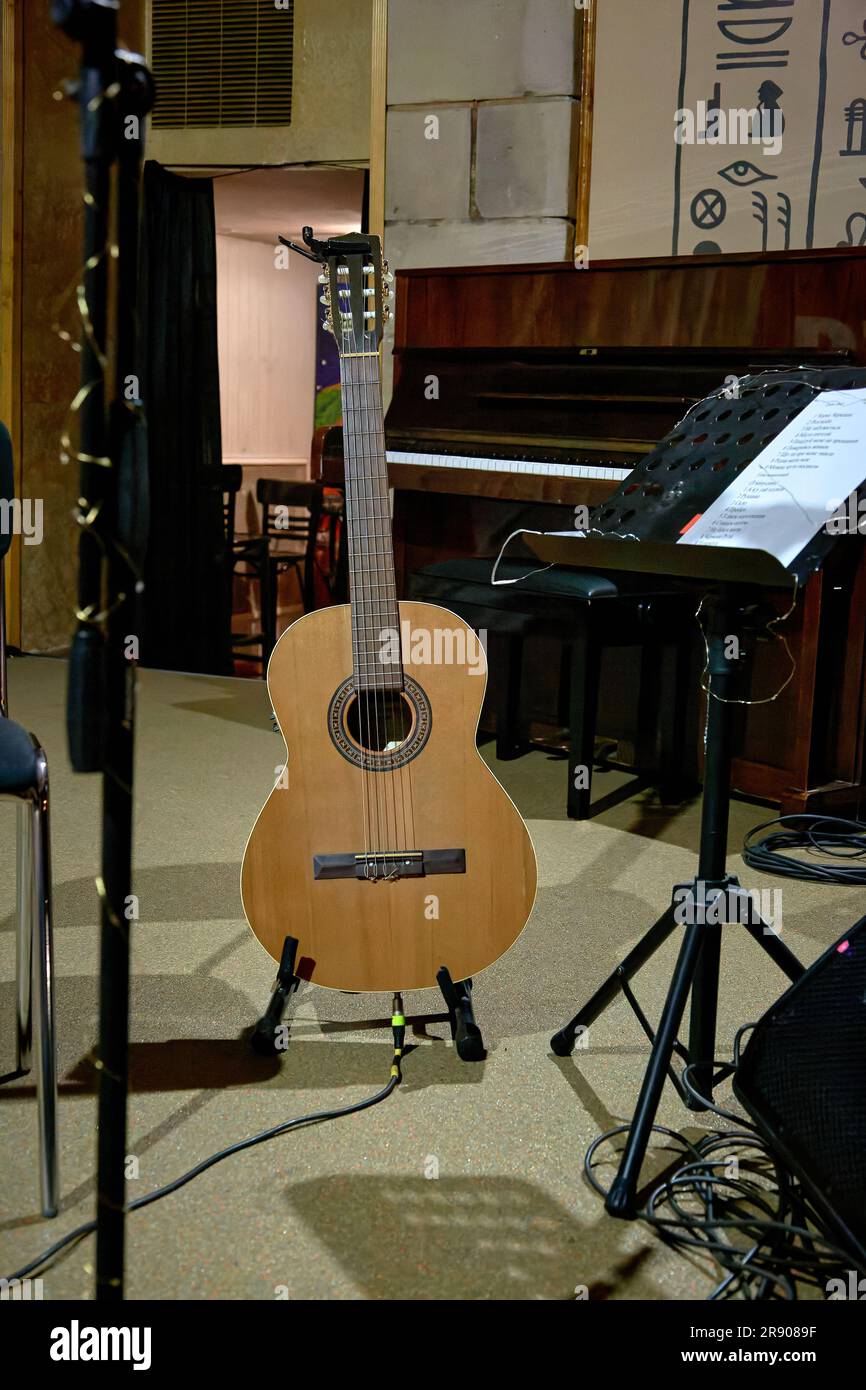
[584,1026,866,1300]
[743,814,866,884]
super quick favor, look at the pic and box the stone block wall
[382,0,584,397]
[384,0,582,272]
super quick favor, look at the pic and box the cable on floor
[4,1014,407,1284]
[743,814,866,884]
[583,1028,866,1300]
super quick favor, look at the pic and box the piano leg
[495,635,527,761]
[636,644,661,775]
[567,620,602,820]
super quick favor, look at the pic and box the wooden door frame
[575,0,596,255]
[1,0,22,647]
[368,0,387,242]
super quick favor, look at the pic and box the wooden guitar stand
[251,935,486,1062]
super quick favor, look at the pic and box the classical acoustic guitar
[241,230,536,992]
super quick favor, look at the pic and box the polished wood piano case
[316,248,866,815]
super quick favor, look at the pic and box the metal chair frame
[0,557,59,1218]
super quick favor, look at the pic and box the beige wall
[147,0,373,169]
[215,233,318,476]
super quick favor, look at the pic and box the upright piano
[316,248,866,814]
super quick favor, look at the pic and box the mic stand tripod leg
[550,905,679,1056]
[605,916,709,1218]
[551,592,805,1219]
[740,895,804,980]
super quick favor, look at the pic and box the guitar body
[241,600,537,992]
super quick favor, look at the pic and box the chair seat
[410,558,691,609]
[409,558,620,611]
[0,718,38,793]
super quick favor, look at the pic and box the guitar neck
[341,352,402,691]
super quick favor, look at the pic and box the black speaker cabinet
[734,914,866,1264]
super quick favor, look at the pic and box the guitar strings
[341,255,420,882]
[356,333,392,878]
[347,262,412,878]
[340,272,377,879]
[342,372,374,879]
[378,308,418,867]
[345,270,391,878]
[369,288,417,873]
[373,341,415,876]
[348,293,385,877]
[360,295,404,879]
[368,334,412,877]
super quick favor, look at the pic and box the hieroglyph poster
[589,0,866,258]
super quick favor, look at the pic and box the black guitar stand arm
[436,967,485,1062]
[251,936,302,1056]
[252,938,486,1062]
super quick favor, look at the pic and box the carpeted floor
[1,654,861,1300]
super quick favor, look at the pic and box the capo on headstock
[277,227,393,343]
[278,226,375,263]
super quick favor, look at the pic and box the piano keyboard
[386,449,633,482]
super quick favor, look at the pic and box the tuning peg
[317,272,328,285]
[319,292,330,305]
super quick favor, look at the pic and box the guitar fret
[339,345,403,689]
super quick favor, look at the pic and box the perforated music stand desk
[526,534,794,589]
[522,364,866,1221]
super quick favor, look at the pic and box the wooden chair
[207,465,271,673]
[255,479,324,664]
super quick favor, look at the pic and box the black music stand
[525,364,866,1220]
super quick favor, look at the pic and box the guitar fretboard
[341,354,402,691]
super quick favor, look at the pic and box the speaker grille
[735,917,866,1254]
[151,0,294,129]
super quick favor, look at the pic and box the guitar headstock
[308,230,393,357]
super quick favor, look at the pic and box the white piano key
[385,449,632,481]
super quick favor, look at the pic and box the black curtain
[140,161,231,674]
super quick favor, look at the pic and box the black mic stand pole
[52,0,153,1301]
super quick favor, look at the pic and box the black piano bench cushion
[410,558,620,603]
[0,718,39,794]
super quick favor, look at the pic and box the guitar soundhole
[328,676,432,770]
[344,691,414,754]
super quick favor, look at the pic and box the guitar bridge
[312,849,466,881]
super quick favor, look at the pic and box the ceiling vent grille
[151,0,294,129]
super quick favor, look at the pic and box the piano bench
[408,558,694,820]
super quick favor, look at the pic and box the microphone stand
[52,0,153,1301]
